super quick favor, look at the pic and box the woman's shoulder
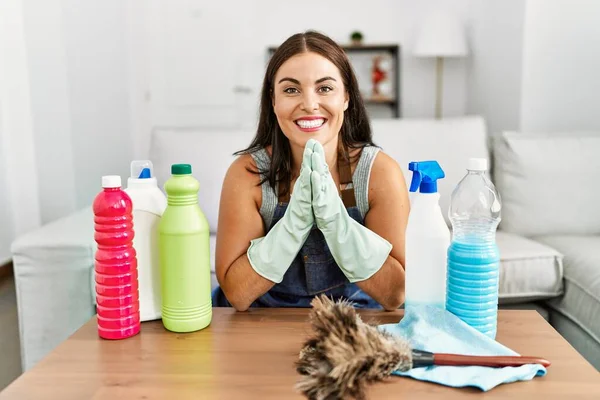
[371,147,399,168]
[361,147,408,208]
[225,152,261,186]
[221,153,263,208]
[368,148,407,190]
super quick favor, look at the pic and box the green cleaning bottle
[159,163,212,332]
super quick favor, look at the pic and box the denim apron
[212,145,382,309]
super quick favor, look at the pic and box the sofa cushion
[493,131,600,236]
[372,116,489,226]
[496,231,564,303]
[534,235,600,347]
[150,128,254,233]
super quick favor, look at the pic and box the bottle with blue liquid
[446,158,502,339]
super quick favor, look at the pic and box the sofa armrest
[11,206,96,371]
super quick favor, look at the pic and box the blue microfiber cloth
[378,305,547,391]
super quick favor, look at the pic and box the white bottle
[404,161,450,311]
[125,160,167,322]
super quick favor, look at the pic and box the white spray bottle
[125,160,167,322]
[404,160,450,311]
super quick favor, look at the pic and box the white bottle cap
[102,175,121,188]
[468,158,488,171]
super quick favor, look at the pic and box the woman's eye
[284,87,299,94]
[318,86,333,93]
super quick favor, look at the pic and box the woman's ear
[344,92,349,111]
[271,89,276,109]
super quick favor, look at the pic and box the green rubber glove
[309,139,392,283]
[247,143,314,283]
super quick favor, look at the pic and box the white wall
[15,0,133,225]
[22,0,77,224]
[466,0,526,136]
[0,104,15,263]
[520,0,600,132]
[466,0,600,136]
[61,0,133,208]
[0,0,42,263]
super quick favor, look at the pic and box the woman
[212,31,409,311]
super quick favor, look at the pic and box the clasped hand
[247,139,391,284]
[297,139,392,283]
[296,138,349,230]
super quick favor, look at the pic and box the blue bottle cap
[408,161,445,193]
[138,168,151,179]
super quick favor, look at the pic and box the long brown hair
[236,30,375,197]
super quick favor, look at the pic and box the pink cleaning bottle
[93,175,140,339]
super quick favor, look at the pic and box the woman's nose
[300,91,319,111]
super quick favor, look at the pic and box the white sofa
[13,116,598,373]
[491,130,600,371]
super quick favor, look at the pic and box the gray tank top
[250,146,380,229]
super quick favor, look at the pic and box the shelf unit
[268,44,401,118]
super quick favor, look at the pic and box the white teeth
[296,118,325,129]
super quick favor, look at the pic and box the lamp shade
[413,11,469,57]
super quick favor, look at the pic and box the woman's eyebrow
[277,76,337,85]
[315,76,336,84]
[278,77,300,85]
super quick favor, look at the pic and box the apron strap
[278,184,290,204]
[338,140,357,208]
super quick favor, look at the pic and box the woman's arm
[215,155,275,311]
[355,151,410,311]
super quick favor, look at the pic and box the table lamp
[414,11,469,119]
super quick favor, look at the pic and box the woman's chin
[283,125,338,148]
[296,131,327,146]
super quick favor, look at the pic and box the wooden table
[1,308,599,399]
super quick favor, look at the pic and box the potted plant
[350,31,363,46]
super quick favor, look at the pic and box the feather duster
[295,295,411,400]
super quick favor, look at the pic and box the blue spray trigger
[408,161,445,193]
[409,169,423,192]
[138,167,151,179]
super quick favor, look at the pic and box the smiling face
[272,52,349,150]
